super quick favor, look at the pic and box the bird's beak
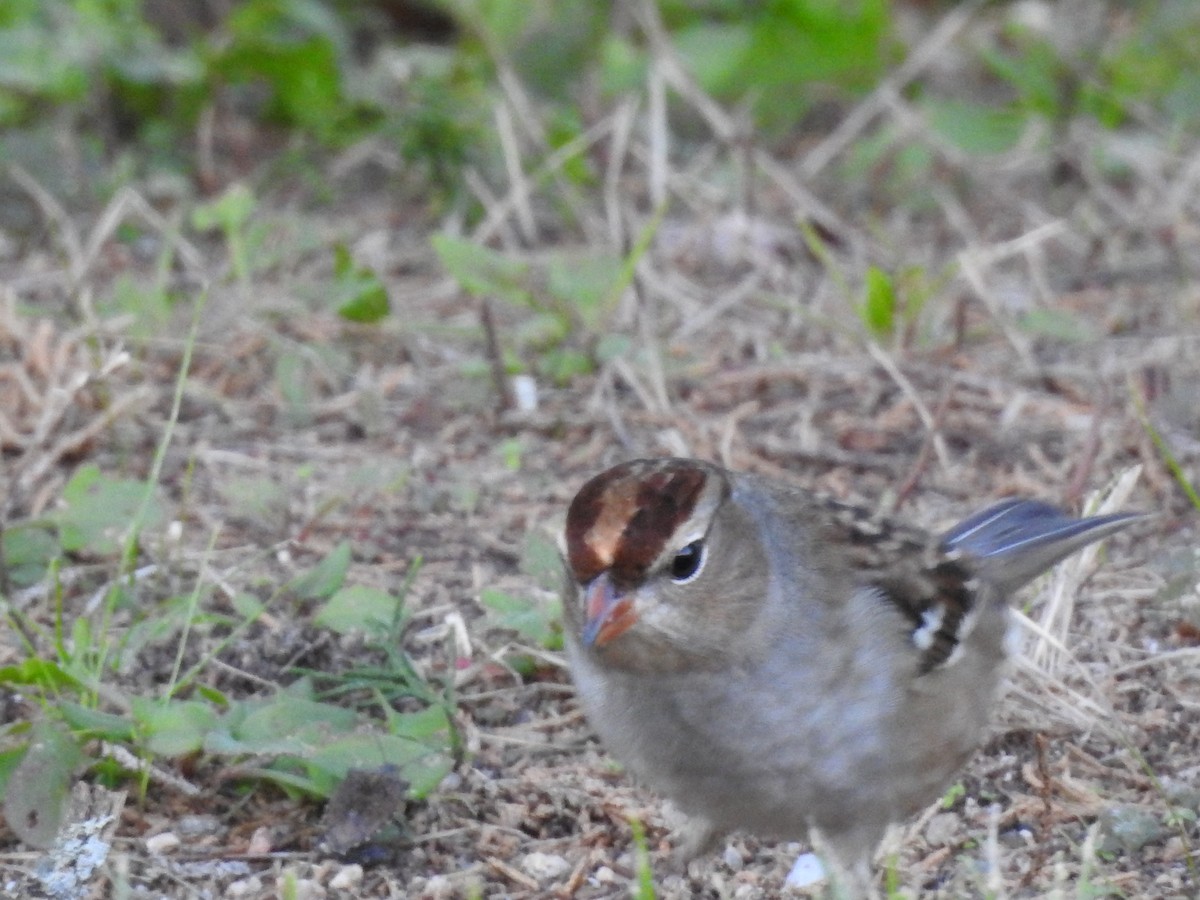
[581,572,637,647]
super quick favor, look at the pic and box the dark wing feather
[821,495,1140,673]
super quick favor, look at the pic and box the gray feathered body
[563,460,1137,869]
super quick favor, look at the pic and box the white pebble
[785,852,827,888]
[287,878,326,900]
[511,374,539,411]
[145,832,180,854]
[226,877,263,897]
[420,874,453,898]
[329,864,363,890]
[722,844,744,870]
[521,851,570,882]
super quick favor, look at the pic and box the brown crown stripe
[565,460,711,585]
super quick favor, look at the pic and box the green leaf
[2,719,83,848]
[926,100,1025,155]
[60,703,135,742]
[217,475,288,529]
[594,333,632,364]
[132,698,218,757]
[230,593,266,619]
[236,765,327,796]
[672,21,753,97]
[274,350,312,424]
[1018,308,1097,341]
[202,726,307,758]
[196,684,229,707]
[480,588,562,650]
[519,530,564,592]
[305,732,450,797]
[232,692,356,748]
[333,243,353,278]
[543,347,594,384]
[396,755,454,799]
[191,182,255,233]
[55,465,164,556]
[388,705,451,742]
[0,744,27,797]
[599,33,648,97]
[431,234,531,306]
[673,1,890,133]
[0,658,85,692]
[332,243,390,323]
[982,38,1064,119]
[290,542,351,600]
[315,585,401,637]
[861,265,896,338]
[1,524,59,587]
[497,438,523,472]
[545,252,623,328]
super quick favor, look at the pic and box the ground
[2,5,1200,900]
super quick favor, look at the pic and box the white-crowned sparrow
[562,457,1139,887]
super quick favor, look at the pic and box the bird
[561,457,1140,892]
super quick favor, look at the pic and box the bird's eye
[669,540,705,583]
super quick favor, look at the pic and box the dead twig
[893,383,955,512]
[480,299,515,412]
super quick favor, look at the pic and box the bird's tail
[941,499,1143,595]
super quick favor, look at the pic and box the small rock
[785,852,826,889]
[1162,836,1187,861]
[511,374,539,412]
[329,864,364,891]
[247,826,272,855]
[1161,777,1200,812]
[925,812,960,847]
[418,874,452,898]
[722,844,744,871]
[226,876,263,897]
[520,851,570,882]
[145,832,180,855]
[176,815,222,837]
[593,865,616,884]
[1099,804,1166,854]
[288,878,326,900]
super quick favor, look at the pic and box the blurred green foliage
[664,0,893,132]
[5,0,1200,185]
[934,0,1200,153]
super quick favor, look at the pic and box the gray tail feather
[942,499,1143,594]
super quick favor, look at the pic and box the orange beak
[581,573,637,647]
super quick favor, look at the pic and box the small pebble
[419,874,452,898]
[247,826,272,855]
[722,844,744,871]
[593,865,616,884]
[925,811,960,847]
[226,877,263,897]
[145,832,180,855]
[785,852,826,889]
[288,878,326,900]
[1162,836,1186,861]
[1099,803,1166,854]
[520,851,570,882]
[329,864,363,890]
[176,814,222,836]
[511,374,539,411]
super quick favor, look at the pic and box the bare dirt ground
[3,12,1200,900]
